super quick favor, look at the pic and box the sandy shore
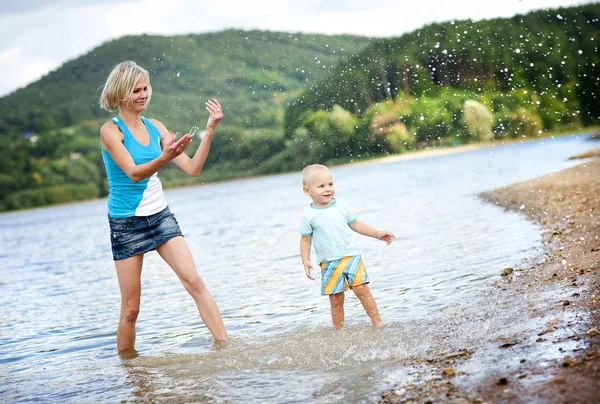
[338,130,597,169]
[379,151,600,403]
[336,143,487,168]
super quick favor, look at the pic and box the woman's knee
[121,302,140,324]
[183,274,207,296]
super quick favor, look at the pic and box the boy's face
[303,169,335,207]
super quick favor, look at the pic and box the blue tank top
[101,116,168,218]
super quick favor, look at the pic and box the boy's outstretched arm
[300,235,315,280]
[349,220,395,245]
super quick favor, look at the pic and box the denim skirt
[108,207,183,261]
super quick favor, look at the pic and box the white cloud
[0,47,58,95]
[0,47,20,64]
[0,0,594,97]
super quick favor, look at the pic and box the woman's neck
[118,108,143,129]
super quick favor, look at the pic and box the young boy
[300,164,395,330]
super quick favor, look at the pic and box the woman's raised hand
[205,99,223,132]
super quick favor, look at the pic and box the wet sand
[379,151,600,403]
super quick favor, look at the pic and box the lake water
[1,133,598,403]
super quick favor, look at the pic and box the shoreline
[380,155,600,402]
[159,128,599,193]
[335,128,598,169]
[1,128,596,216]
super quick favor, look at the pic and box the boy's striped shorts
[320,255,369,295]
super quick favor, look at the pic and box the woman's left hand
[205,99,223,131]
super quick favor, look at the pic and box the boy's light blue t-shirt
[300,198,361,264]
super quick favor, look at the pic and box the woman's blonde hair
[99,61,152,112]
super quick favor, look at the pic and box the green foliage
[286,4,600,141]
[0,4,598,211]
[461,100,493,141]
[0,30,370,211]
[329,105,357,136]
[494,107,543,138]
[0,30,371,134]
[265,127,326,172]
[538,93,571,130]
[408,96,455,143]
[359,98,415,153]
[300,108,350,160]
[4,183,100,210]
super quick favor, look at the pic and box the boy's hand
[303,261,315,280]
[377,231,395,245]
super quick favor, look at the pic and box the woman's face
[125,75,149,112]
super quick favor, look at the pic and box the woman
[99,61,227,352]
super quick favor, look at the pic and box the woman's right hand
[205,99,223,132]
[162,134,193,161]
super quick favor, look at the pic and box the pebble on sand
[442,368,456,377]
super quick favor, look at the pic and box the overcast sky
[0,0,594,97]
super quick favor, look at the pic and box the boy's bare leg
[329,292,345,330]
[351,284,382,327]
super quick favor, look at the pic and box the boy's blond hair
[302,164,330,186]
[99,61,152,112]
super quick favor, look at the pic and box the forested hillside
[0,30,372,210]
[0,4,598,212]
[0,30,372,133]
[279,4,599,167]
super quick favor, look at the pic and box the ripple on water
[2,135,598,402]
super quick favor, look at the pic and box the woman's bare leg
[329,292,345,330]
[351,284,382,327]
[156,236,228,341]
[115,254,144,351]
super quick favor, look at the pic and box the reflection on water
[0,134,597,402]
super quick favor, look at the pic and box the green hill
[0,29,372,133]
[1,4,599,212]
[282,3,600,163]
[0,30,372,210]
